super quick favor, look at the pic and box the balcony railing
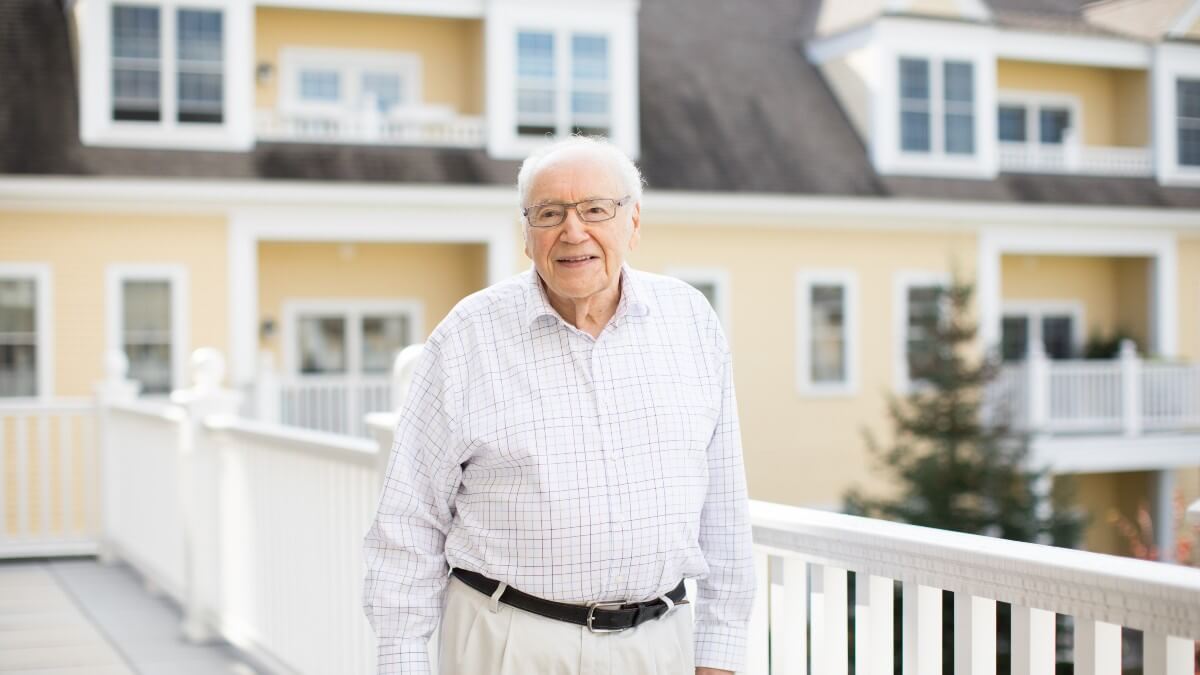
[985,340,1200,436]
[998,140,1153,176]
[4,347,1200,674]
[255,107,486,148]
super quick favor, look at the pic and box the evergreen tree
[845,275,1085,547]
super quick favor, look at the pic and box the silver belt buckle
[586,600,629,633]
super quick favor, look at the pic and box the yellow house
[3,0,1200,559]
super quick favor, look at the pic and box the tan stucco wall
[254,8,484,114]
[257,241,487,362]
[996,60,1149,148]
[627,224,978,507]
[0,211,228,396]
[1001,254,1149,350]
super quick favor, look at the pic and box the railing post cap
[1119,339,1138,357]
[190,348,227,391]
[104,350,130,381]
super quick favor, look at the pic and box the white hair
[516,136,645,211]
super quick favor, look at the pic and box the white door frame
[228,206,516,386]
[978,228,1177,359]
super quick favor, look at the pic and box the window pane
[572,35,608,80]
[943,62,974,155]
[901,111,931,152]
[0,279,37,398]
[112,5,160,121]
[298,317,346,374]
[517,31,556,135]
[1039,107,1070,145]
[518,32,554,78]
[572,92,609,116]
[123,281,172,395]
[1178,79,1200,166]
[945,113,974,154]
[1041,315,1073,360]
[899,58,930,153]
[810,284,845,384]
[998,105,1027,142]
[362,315,410,375]
[907,286,941,381]
[177,9,223,124]
[300,70,341,102]
[900,59,929,100]
[944,61,972,102]
[363,72,404,113]
[1001,315,1029,362]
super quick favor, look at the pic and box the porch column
[1153,470,1176,563]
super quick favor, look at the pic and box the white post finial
[104,350,130,383]
[189,348,227,393]
[391,343,426,415]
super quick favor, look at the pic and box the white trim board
[1032,433,1200,474]
[105,264,190,393]
[0,263,53,399]
[796,269,859,397]
[254,0,486,18]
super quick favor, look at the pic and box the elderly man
[363,136,755,675]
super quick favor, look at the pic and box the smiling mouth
[556,255,599,263]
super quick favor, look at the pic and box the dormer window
[898,57,975,156]
[1179,78,1200,167]
[513,31,611,139]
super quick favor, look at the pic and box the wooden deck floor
[0,559,261,675]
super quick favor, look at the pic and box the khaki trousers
[438,575,695,675]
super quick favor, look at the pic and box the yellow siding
[1001,254,1150,349]
[257,242,487,360]
[909,0,966,19]
[0,211,228,396]
[996,60,1148,147]
[630,225,979,508]
[254,8,484,114]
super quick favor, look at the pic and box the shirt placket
[592,325,634,601]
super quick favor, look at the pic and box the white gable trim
[1167,0,1200,38]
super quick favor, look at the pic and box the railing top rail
[0,397,94,413]
[751,500,1200,638]
[203,415,379,466]
[108,399,186,422]
[277,374,393,385]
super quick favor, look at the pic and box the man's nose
[558,209,590,243]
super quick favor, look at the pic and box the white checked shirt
[362,264,755,674]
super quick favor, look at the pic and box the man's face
[523,151,641,304]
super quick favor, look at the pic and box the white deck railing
[987,341,1200,436]
[0,397,100,557]
[256,108,486,148]
[998,141,1153,176]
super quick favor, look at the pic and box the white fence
[988,341,1200,436]
[256,108,486,148]
[998,141,1153,176]
[0,398,100,557]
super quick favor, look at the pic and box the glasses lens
[579,199,617,222]
[531,204,566,227]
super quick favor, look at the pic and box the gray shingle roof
[2,0,1199,208]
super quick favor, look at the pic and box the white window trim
[0,264,53,400]
[796,269,859,397]
[484,0,639,160]
[278,47,426,118]
[105,264,189,395]
[280,298,425,378]
[996,91,1084,148]
[78,0,253,151]
[1154,42,1200,186]
[1000,300,1086,359]
[664,267,732,340]
[893,269,951,394]
[870,18,997,179]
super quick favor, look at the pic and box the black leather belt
[450,568,687,633]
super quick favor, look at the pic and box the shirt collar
[524,263,653,330]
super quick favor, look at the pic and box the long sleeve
[362,340,468,674]
[693,338,756,673]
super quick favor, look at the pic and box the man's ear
[522,222,532,260]
[628,201,641,251]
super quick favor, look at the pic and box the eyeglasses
[522,196,633,228]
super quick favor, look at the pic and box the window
[285,301,421,378]
[797,270,857,395]
[1039,107,1070,145]
[1178,78,1200,167]
[300,70,340,103]
[1001,303,1083,362]
[107,266,187,397]
[995,97,1076,147]
[905,285,942,383]
[111,4,223,125]
[0,273,48,399]
[514,30,611,138]
[898,57,976,157]
[282,48,421,120]
[998,105,1026,142]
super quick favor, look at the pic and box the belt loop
[656,593,675,617]
[489,581,507,613]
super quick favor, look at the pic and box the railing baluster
[954,593,995,675]
[1074,619,1119,675]
[1011,606,1055,675]
[39,412,51,534]
[902,582,941,675]
[747,549,770,675]
[811,564,848,675]
[771,555,808,675]
[16,416,28,536]
[1143,633,1193,675]
[857,574,893,675]
[60,413,73,534]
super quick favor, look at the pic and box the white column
[171,349,244,644]
[1119,340,1142,437]
[954,594,996,675]
[254,351,280,424]
[93,351,141,565]
[1027,340,1049,432]
[1153,470,1177,563]
[902,583,941,675]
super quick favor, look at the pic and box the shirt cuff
[694,619,748,673]
[376,638,433,675]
